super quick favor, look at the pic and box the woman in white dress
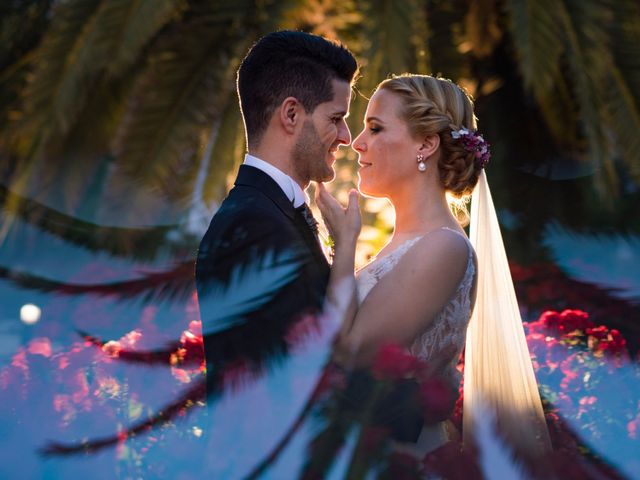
[317,74,550,458]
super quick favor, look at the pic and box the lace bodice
[356,227,476,387]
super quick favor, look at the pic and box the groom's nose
[337,118,352,146]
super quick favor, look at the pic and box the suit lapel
[234,165,329,267]
[234,165,296,220]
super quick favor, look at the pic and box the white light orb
[20,304,41,325]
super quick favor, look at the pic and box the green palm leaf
[0,260,195,304]
[202,93,246,206]
[505,0,578,145]
[106,0,187,77]
[13,0,184,145]
[110,12,252,200]
[0,183,185,261]
[505,0,563,94]
[603,67,640,181]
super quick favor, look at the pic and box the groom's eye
[331,116,342,124]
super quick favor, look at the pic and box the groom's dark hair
[237,30,358,148]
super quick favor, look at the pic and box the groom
[195,31,358,391]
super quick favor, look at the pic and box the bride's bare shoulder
[402,227,470,277]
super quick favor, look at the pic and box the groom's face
[292,79,352,185]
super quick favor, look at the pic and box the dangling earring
[417,153,426,172]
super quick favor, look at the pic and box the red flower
[371,344,420,381]
[423,441,482,479]
[532,309,593,336]
[628,414,640,440]
[27,338,52,358]
[559,309,594,333]
[384,451,422,479]
[361,425,389,453]
[419,378,456,424]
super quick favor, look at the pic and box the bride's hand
[315,183,361,250]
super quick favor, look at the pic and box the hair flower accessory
[451,127,491,168]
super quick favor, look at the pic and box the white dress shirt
[243,154,307,207]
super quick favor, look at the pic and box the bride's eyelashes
[369,126,381,134]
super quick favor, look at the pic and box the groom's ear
[279,97,303,135]
[419,134,440,158]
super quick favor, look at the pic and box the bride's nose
[352,130,366,153]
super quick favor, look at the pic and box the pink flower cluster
[523,307,638,466]
[450,127,490,168]
[526,309,628,359]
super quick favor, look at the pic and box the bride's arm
[337,229,470,367]
[316,185,470,368]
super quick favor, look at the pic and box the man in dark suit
[196,31,358,393]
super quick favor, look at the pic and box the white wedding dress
[355,227,477,457]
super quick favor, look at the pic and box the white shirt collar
[243,154,307,207]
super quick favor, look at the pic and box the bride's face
[352,89,420,198]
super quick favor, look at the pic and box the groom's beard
[292,120,335,184]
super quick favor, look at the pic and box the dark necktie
[295,203,319,236]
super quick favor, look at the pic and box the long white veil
[463,170,551,456]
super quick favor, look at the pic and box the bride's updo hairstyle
[378,74,482,199]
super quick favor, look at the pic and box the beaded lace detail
[356,227,476,387]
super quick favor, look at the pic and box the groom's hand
[315,183,361,249]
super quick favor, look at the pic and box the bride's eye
[369,126,381,134]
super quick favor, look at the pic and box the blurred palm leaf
[505,0,640,194]
[10,0,184,153]
[201,93,246,206]
[0,260,195,304]
[111,26,244,200]
[0,183,186,261]
[199,249,302,334]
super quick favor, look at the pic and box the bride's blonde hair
[377,74,484,223]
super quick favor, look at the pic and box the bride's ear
[419,134,440,158]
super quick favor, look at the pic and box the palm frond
[199,249,302,335]
[0,261,195,304]
[0,183,185,261]
[358,0,419,86]
[40,378,206,457]
[465,0,502,59]
[423,0,469,80]
[608,0,640,107]
[0,1,52,132]
[77,330,187,366]
[106,0,186,77]
[604,0,640,181]
[111,12,252,200]
[604,66,640,181]
[202,94,245,206]
[505,0,563,94]
[14,0,106,142]
[556,1,613,193]
[504,0,578,145]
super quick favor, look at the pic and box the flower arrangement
[450,127,491,168]
[0,309,205,478]
[1,303,637,478]
[523,309,639,477]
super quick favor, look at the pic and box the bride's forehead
[367,89,401,116]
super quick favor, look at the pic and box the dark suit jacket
[195,165,330,391]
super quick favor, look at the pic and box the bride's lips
[358,160,372,168]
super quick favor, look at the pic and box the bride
[316,74,551,459]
